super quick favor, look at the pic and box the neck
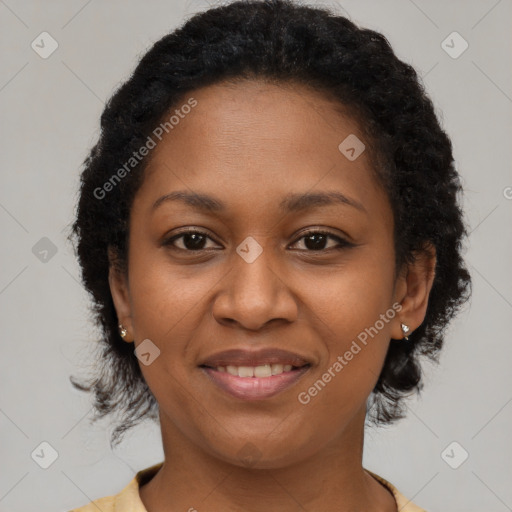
[139,406,396,512]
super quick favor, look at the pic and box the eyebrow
[152,190,367,214]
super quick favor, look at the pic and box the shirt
[68,461,427,512]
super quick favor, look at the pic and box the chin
[203,431,317,470]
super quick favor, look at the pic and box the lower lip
[201,366,310,401]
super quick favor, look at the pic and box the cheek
[125,251,206,396]
[127,248,212,341]
[299,252,396,405]
[301,246,396,339]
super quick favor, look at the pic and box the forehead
[148,79,366,165]
[135,79,388,219]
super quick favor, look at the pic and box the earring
[401,323,410,341]
[118,323,131,342]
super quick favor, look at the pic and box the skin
[109,79,436,512]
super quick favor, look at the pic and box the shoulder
[366,469,428,512]
[67,461,164,512]
[68,493,117,512]
[67,478,136,512]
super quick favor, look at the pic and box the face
[110,79,417,469]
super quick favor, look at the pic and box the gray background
[1,0,511,511]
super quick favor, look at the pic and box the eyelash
[163,228,354,254]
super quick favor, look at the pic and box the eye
[163,228,354,254]
[289,230,354,252]
[163,229,220,252]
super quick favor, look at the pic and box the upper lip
[199,348,311,368]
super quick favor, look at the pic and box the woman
[68,0,471,510]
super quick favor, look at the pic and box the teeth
[216,364,298,377]
[226,365,238,376]
[254,364,272,377]
[271,363,283,375]
[238,366,254,377]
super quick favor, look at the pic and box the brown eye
[163,230,219,252]
[290,230,354,252]
[162,228,354,254]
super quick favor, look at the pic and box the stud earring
[401,323,410,341]
[118,323,132,342]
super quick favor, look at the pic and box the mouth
[198,348,312,400]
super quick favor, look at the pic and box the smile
[198,347,313,400]
[200,364,311,400]
[216,363,295,377]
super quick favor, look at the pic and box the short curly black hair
[69,0,471,447]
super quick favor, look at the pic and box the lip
[199,348,311,368]
[201,365,311,401]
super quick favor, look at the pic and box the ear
[391,243,436,340]
[107,246,133,339]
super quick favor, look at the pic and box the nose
[212,241,298,332]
